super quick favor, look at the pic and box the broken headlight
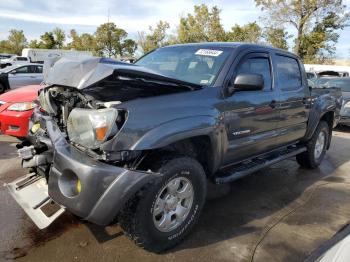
[67,108,119,149]
[38,89,57,115]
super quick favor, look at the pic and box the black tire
[119,156,207,252]
[296,121,329,168]
[0,83,5,94]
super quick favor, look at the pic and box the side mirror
[229,73,264,93]
[10,70,17,75]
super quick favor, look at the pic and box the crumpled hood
[43,57,201,91]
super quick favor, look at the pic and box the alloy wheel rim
[314,131,326,160]
[152,176,194,232]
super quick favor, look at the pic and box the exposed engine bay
[37,86,126,134]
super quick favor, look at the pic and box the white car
[0,64,43,93]
[0,56,31,69]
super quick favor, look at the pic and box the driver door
[223,52,280,165]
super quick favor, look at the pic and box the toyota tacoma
[6,43,342,252]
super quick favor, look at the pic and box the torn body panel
[14,114,160,226]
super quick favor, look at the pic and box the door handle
[269,100,277,109]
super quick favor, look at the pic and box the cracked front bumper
[45,117,159,225]
[8,114,159,228]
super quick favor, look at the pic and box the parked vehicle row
[5,43,342,252]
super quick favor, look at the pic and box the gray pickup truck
[7,43,342,252]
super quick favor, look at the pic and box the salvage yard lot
[1,128,350,262]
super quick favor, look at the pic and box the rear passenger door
[273,54,309,145]
[223,52,280,165]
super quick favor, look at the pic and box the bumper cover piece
[5,173,65,229]
[38,115,159,225]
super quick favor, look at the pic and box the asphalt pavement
[1,127,350,262]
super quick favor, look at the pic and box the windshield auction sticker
[195,49,223,57]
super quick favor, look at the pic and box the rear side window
[35,66,43,73]
[17,57,28,61]
[236,57,272,91]
[276,55,302,90]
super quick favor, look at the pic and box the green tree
[226,22,262,43]
[122,39,137,56]
[67,30,100,55]
[0,40,9,54]
[39,32,56,49]
[28,39,41,49]
[53,27,66,49]
[256,0,349,61]
[264,27,290,49]
[95,22,137,58]
[2,29,28,55]
[67,29,82,50]
[300,12,343,63]
[138,20,170,53]
[178,4,226,43]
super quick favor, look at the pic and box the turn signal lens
[76,180,82,194]
[95,126,108,141]
[31,122,41,134]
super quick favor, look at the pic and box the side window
[17,57,28,61]
[35,66,43,73]
[13,66,29,73]
[236,57,272,91]
[276,55,302,90]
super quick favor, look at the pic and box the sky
[0,0,349,58]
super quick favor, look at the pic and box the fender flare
[131,115,224,173]
[303,109,335,143]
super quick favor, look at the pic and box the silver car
[0,63,43,93]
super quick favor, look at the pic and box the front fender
[131,115,218,150]
[131,115,224,174]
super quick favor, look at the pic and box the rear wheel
[296,121,329,168]
[119,156,207,252]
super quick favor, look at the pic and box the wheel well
[139,136,214,177]
[320,111,334,149]
[321,111,334,127]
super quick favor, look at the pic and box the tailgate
[5,173,65,229]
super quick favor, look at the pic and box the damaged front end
[6,86,158,228]
[5,58,199,228]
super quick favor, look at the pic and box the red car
[0,85,42,138]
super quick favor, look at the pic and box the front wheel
[119,156,207,252]
[296,121,329,168]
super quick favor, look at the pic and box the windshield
[326,78,350,92]
[135,46,232,86]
